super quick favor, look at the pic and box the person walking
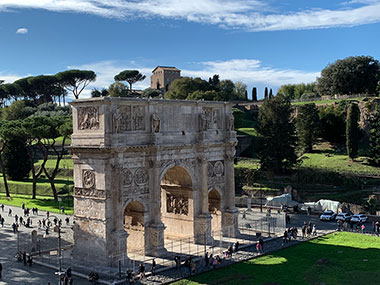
[151,259,156,276]
[12,223,17,234]
[23,252,27,265]
[8,208,12,217]
[204,252,209,268]
[1,204,4,212]
[259,237,264,252]
[0,262,2,279]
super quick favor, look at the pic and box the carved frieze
[201,107,219,130]
[82,170,95,189]
[207,160,225,177]
[122,186,149,197]
[159,158,196,173]
[166,194,189,215]
[112,105,146,133]
[78,107,100,130]
[122,169,133,187]
[133,106,145,131]
[74,187,106,199]
[134,168,148,185]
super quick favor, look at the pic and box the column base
[145,223,166,257]
[222,209,239,238]
[194,214,213,244]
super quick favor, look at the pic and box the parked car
[336,213,352,222]
[320,210,337,221]
[350,214,368,223]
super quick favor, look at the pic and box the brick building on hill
[150,66,181,92]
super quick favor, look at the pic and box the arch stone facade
[70,97,238,265]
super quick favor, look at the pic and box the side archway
[123,201,145,253]
[208,189,222,233]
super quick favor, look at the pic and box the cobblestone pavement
[0,203,364,285]
[0,204,88,285]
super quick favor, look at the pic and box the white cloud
[1,0,380,31]
[0,72,23,83]
[70,59,319,99]
[16,27,28,34]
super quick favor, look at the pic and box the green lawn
[300,152,380,176]
[292,97,364,106]
[35,156,74,170]
[175,232,380,285]
[236,128,258,137]
[0,193,73,214]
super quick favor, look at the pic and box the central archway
[160,166,194,239]
[124,201,145,253]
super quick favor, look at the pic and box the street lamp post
[51,215,64,285]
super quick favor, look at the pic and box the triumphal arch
[70,97,239,264]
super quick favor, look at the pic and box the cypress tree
[258,94,297,174]
[264,87,268,100]
[269,88,273,99]
[296,103,321,153]
[244,90,248,101]
[346,103,360,160]
[369,111,380,166]
[252,87,257,101]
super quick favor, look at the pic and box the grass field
[292,97,364,106]
[0,193,73,214]
[175,232,380,285]
[35,156,74,170]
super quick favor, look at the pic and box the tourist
[0,217,4,227]
[282,230,288,246]
[61,206,65,214]
[312,224,317,236]
[256,241,262,253]
[228,245,233,258]
[8,208,12,216]
[42,219,46,228]
[191,259,196,273]
[350,221,353,232]
[38,220,42,229]
[19,216,23,225]
[259,237,264,252]
[22,203,25,210]
[216,255,222,265]
[234,241,239,252]
[209,255,214,268]
[65,217,70,225]
[302,224,306,239]
[0,262,2,279]
[126,269,133,284]
[27,255,33,266]
[376,222,380,236]
[46,211,50,219]
[151,259,156,275]
[12,223,17,234]
[138,263,145,280]
[174,255,180,269]
[0,204,4,212]
[361,224,365,233]
[204,252,209,268]
[23,252,27,265]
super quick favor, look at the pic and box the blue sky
[1,0,380,100]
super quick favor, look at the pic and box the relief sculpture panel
[82,170,95,189]
[78,107,100,130]
[166,194,189,215]
[207,160,225,185]
[112,105,145,132]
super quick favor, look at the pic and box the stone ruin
[69,97,239,265]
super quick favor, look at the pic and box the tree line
[257,96,380,174]
[278,55,380,100]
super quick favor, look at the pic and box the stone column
[222,151,239,237]
[145,160,166,256]
[194,156,212,244]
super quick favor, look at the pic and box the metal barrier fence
[26,211,286,281]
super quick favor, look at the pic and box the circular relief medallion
[134,168,148,185]
[214,161,224,177]
[207,162,214,177]
[122,169,133,187]
[83,170,95,188]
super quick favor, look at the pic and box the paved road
[0,204,88,285]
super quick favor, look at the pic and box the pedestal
[222,209,239,238]
[194,214,213,244]
[145,223,166,257]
